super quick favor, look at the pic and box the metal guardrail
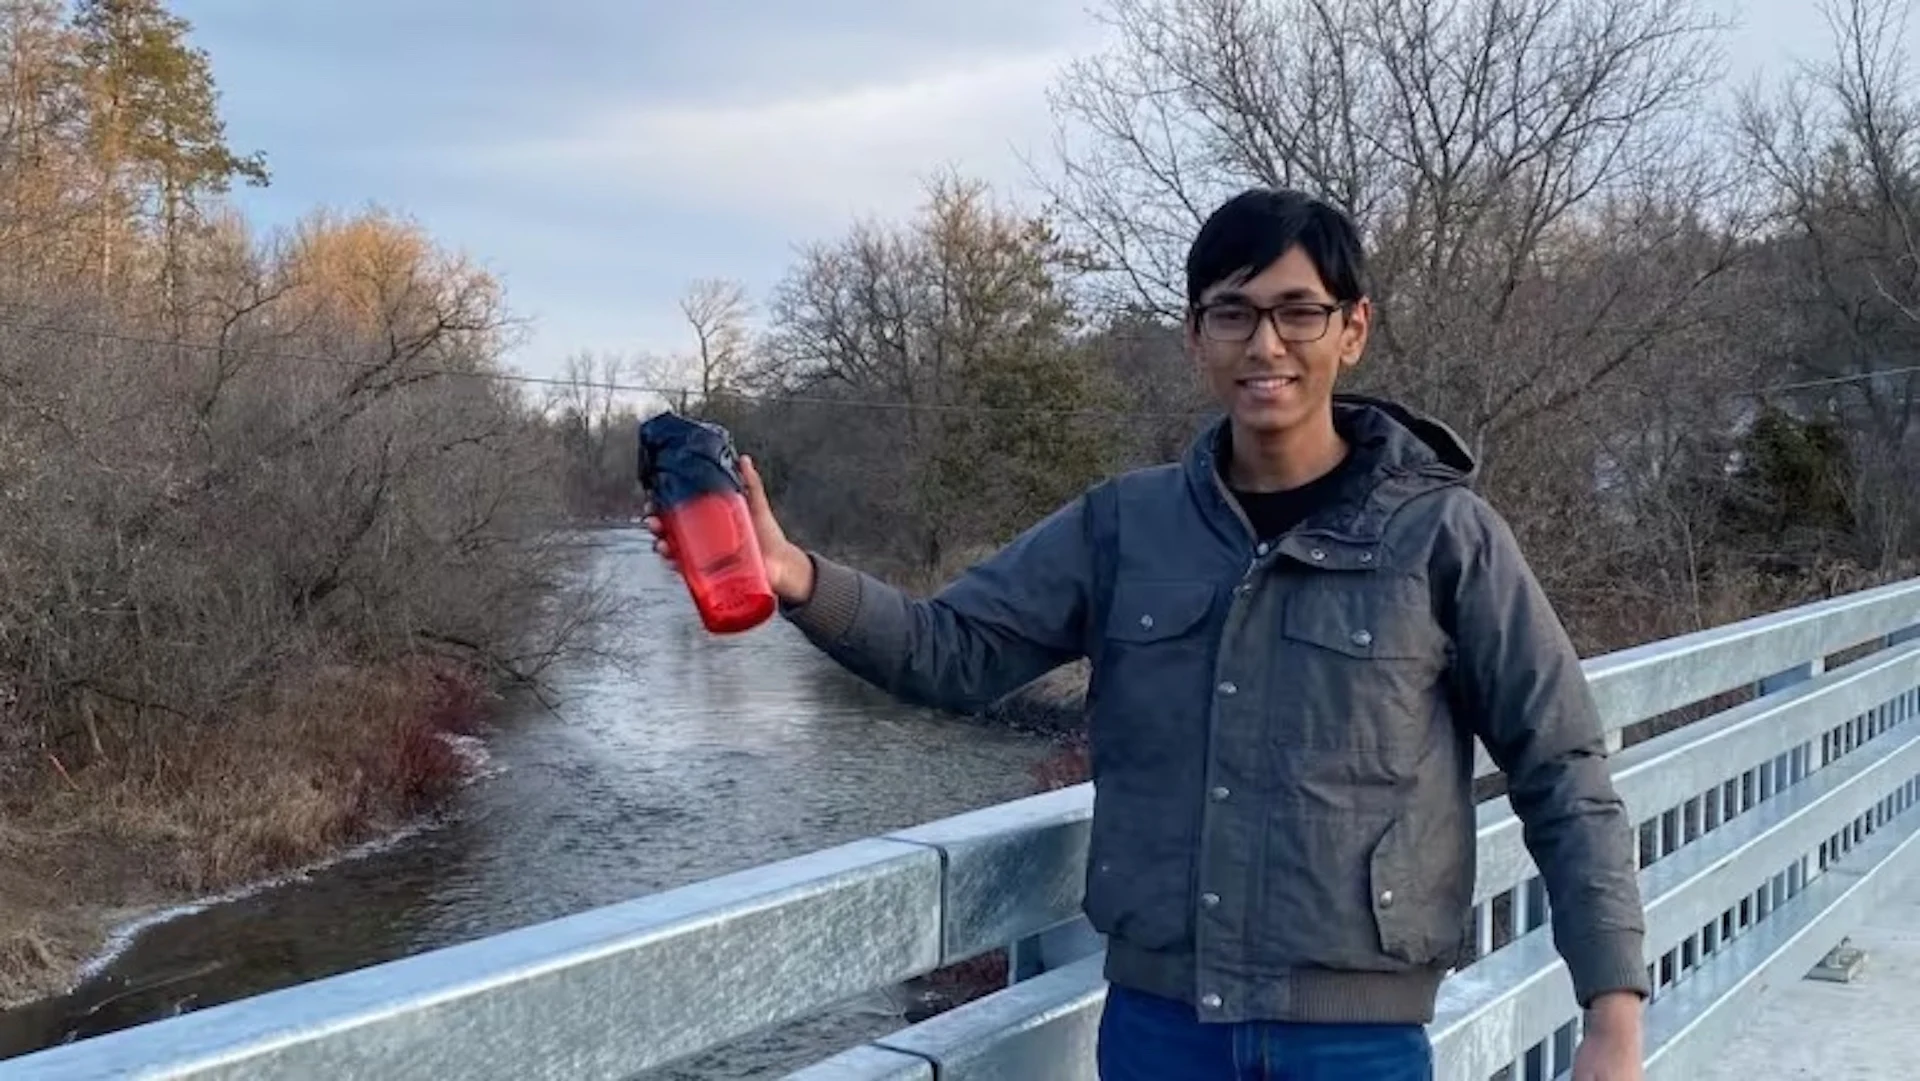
[6,579,1920,1081]
[798,637,1920,1081]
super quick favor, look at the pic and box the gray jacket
[783,395,1649,1025]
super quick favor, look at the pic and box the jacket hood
[1331,393,1477,482]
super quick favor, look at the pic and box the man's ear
[1339,296,1372,368]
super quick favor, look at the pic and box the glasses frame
[1193,299,1350,344]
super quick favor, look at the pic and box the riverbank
[980,662,1088,736]
[0,656,490,1012]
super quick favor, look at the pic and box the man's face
[1186,245,1370,437]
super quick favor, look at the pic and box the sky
[168,0,1875,387]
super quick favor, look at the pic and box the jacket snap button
[1210,786,1230,801]
[1310,548,1327,561]
[1217,681,1237,695]
[1201,993,1223,1010]
[1351,629,1373,647]
[1379,889,1395,908]
[1201,892,1220,908]
[1255,542,1270,555]
[1139,614,1154,630]
[1360,551,1375,563]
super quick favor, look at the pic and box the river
[0,528,1063,1077]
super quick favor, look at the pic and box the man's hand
[643,454,816,606]
[1572,992,1645,1080]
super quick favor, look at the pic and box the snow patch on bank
[440,732,501,782]
[73,820,437,985]
[72,731,503,988]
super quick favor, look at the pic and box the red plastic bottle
[638,412,778,634]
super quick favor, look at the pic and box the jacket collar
[1182,394,1476,552]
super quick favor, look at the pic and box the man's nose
[1246,311,1291,358]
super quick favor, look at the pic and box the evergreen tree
[72,0,266,313]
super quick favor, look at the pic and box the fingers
[651,535,680,570]
[643,513,679,568]
[739,454,766,503]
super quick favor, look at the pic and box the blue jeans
[1097,985,1433,1080]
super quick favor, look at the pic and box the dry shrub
[0,922,67,1011]
[95,656,486,894]
[0,655,488,1006]
[1030,735,1091,792]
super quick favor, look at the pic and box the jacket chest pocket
[1263,579,1448,782]
[1091,579,1218,771]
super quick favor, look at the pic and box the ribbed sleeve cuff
[780,552,861,644]
[1565,931,1652,1006]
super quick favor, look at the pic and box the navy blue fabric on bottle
[637,412,746,511]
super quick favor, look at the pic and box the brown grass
[0,656,487,1009]
[1030,733,1091,792]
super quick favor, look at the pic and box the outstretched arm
[649,453,1102,716]
[781,490,1100,715]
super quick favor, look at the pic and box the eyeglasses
[1195,300,1347,344]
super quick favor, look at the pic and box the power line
[2,308,1916,415]
[1759,363,1920,393]
[0,311,1210,420]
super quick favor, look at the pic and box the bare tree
[544,349,644,518]
[744,173,1120,577]
[1039,0,1744,467]
[0,0,92,291]
[678,276,753,401]
[1734,0,1920,570]
[0,205,612,828]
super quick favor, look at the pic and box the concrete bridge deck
[1701,879,1920,1080]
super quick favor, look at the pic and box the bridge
[4,578,1919,1080]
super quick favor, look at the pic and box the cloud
[484,50,1075,235]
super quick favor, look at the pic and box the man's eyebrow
[1207,287,1329,304]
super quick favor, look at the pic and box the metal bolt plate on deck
[1807,938,1869,983]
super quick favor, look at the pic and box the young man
[646,188,1650,1080]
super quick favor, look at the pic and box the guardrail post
[1751,661,1825,837]
[1008,917,1103,985]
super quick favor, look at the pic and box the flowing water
[0,528,1061,1077]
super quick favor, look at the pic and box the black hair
[1184,188,1366,309]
